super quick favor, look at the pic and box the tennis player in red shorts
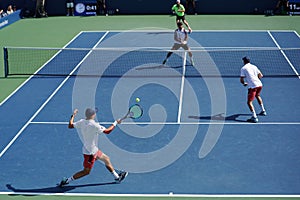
[59,108,128,187]
[240,56,267,123]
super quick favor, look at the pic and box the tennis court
[0,30,300,197]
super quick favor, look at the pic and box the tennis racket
[120,104,143,121]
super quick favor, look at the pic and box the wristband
[113,121,118,126]
[71,115,74,118]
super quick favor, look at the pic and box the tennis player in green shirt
[172,0,192,33]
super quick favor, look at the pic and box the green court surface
[0,15,300,200]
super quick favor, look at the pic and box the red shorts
[248,86,262,101]
[83,150,103,169]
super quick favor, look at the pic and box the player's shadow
[135,65,182,70]
[189,113,251,122]
[6,182,117,194]
[147,32,173,35]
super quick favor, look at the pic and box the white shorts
[67,2,74,8]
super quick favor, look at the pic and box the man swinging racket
[59,108,128,187]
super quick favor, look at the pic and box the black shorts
[172,43,190,50]
[176,15,186,21]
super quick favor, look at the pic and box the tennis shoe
[58,177,69,187]
[162,59,167,65]
[190,59,195,66]
[247,117,258,123]
[258,111,267,116]
[115,171,128,183]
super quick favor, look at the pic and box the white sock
[112,170,119,179]
[66,176,74,183]
[252,110,257,118]
[260,104,265,112]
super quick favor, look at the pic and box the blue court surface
[0,30,300,196]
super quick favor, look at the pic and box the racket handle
[120,116,127,121]
[113,121,118,126]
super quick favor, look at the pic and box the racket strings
[129,105,143,119]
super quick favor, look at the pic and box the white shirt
[240,63,263,88]
[174,28,187,44]
[7,10,13,15]
[74,119,106,155]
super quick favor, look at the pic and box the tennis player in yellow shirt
[172,0,192,33]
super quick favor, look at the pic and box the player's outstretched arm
[68,109,78,129]
[103,119,121,134]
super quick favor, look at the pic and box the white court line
[30,121,300,125]
[177,52,187,123]
[0,32,110,158]
[83,30,297,33]
[97,46,298,50]
[2,30,300,196]
[17,46,296,50]
[1,31,298,107]
[0,192,299,198]
[294,30,300,39]
[268,31,300,79]
[0,32,84,107]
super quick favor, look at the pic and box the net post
[3,47,9,78]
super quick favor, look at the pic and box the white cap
[176,0,180,3]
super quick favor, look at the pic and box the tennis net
[3,46,300,78]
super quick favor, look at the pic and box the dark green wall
[0,0,278,16]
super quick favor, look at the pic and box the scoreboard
[74,0,97,16]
